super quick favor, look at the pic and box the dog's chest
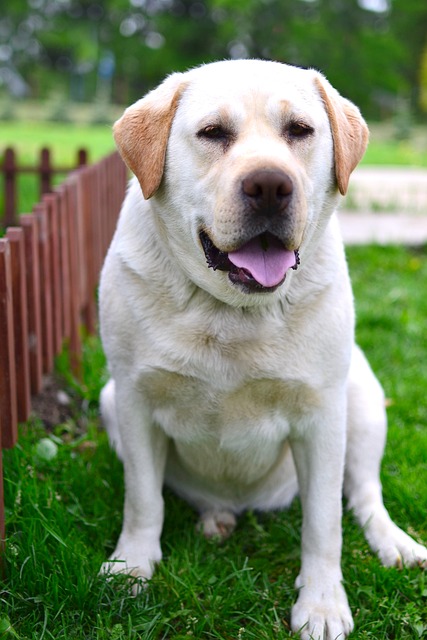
[141,365,316,449]
[138,303,326,449]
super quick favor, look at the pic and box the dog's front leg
[290,397,353,640]
[101,381,168,589]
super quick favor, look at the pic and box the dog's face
[114,60,368,305]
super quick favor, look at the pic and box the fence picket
[43,193,63,355]
[0,240,18,447]
[21,215,43,395]
[57,187,72,342]
[34,202,55,374]
[0,449,3,543]
[64,179,83,376]
[5,228,31,423]
[80,169,97,334]
[3,149,17,227]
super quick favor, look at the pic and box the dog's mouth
[199,230,300,293]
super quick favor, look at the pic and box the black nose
[241,169,293,214]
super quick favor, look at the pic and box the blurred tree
[0,0,45,97]
[387,0,427,112]
[0,0,426,118]
[209,0,405,117]
[421,45,427,114]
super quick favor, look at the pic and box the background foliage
[1,0,427,119]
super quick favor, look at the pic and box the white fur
[99,60,426,640]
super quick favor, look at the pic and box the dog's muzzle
[200,169,300,293]
[200,230,300,294]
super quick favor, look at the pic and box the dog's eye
[287,122,314,139]
[197,125,232,142]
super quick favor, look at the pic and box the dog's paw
[100,560,149,595]
[292,578,353,640]
[373,523,427,569]
[100,538,162,595]
[197,510,237,540]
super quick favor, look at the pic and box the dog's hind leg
[344,345,427,568]
[100,379,124,461]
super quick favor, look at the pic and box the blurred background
[1,0,427,222]
[1,0,426,124]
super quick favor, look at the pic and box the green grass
[2,246,427,639]
[361,125,427,168]
[0,122,117,219]
[362,142,427,168]
[0,121,116,164]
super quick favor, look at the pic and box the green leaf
[0,618,19,638]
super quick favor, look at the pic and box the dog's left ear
[315,75,369,196]
[113,73,187,199]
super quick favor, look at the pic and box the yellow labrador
[99,60,427,639]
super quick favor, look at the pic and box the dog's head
[114,60,368,305]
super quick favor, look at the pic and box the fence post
[20,215,43,395]
[0,444,4,546]
[6,228,31,423]
[0,239,18,447]
[39,148,52,197]
[34,202,55,374]
[3,148,17,227]
[63,179,82,377]
[42,193,63,355]
[79,168,97,334]
[77,149,88,167]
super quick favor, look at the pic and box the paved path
[338,211,427,245]
[338,167,427,245]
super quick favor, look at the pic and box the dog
[98,59,427,639]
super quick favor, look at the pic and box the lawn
[0,121,117,220]
[1,121,427,638]
[1,244,427,640]
[362,124,427,168]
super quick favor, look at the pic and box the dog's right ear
[113,73,187,199]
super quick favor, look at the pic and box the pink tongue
[228,236,296,287]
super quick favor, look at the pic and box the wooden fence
[0,151,128,544]
[1,147,88,227]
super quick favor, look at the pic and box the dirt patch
[31,376,85,432]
